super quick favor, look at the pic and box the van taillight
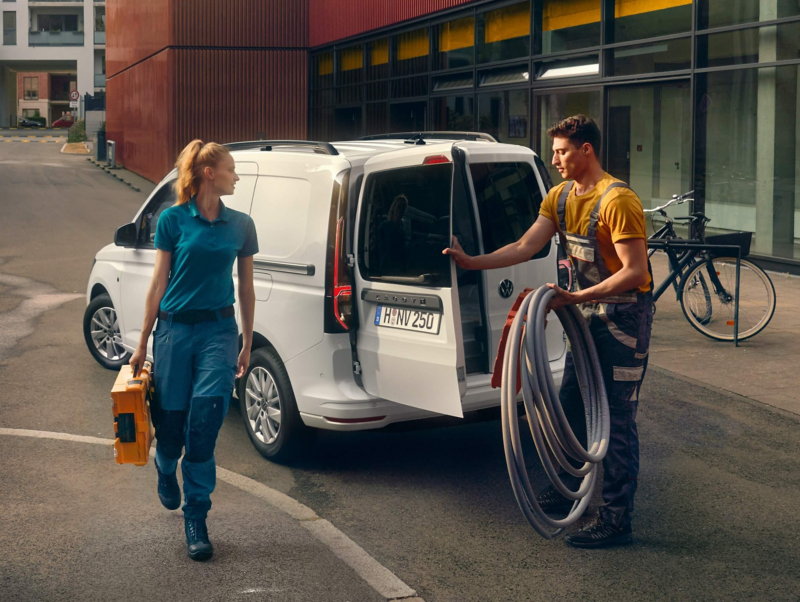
[423,155,450,165]
[325,170,352,333]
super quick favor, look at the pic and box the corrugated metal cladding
[107,49,307,183]
[107,0,173,78]
[106,51,172,184]
[308,0,477,47]
[172,0,308,47]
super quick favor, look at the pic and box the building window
[2,10,15,45]
[312,52,334,91]
[434,16,475,70]
[697,66,800,259]
[698,0,800,30]
[478,89,529,145]
[432,95,475,131]
[23,77,39,100]
[37,14,80,33]
[367,38,389,80]
[606,38,691,77]
[338,45,363,86]
[611,0,692,44]
[477,2,531,64]
[536,0,601,55]
[393,27,429,77]
[697,22,800,68]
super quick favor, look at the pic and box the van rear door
[461,145,566,368]
[353,144,466,418]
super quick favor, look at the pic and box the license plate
[374,305,441,335]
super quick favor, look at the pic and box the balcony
[29,30,84,46]
[94,30,104,44]
[94,73,105,88]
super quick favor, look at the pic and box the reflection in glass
[338,46,363,86]
[393,28,429,77]
[479,90,529,146]
[477,2,530,64]
[391,76,428,99]
[390,101,427,131]
[608,38,691,77]
[367,39,389,81]
[313,52,334,89]
[310,108,335,141]
[607,83,691,212]
[432,96,475,131]
[366,103,388,135]
[433,72,474,93]
[697,22,800,68]
[612,0,692,43]
[699,0,800,29]
[697,67,800,258]
[537,0,601,55]
[434,16,474,70]
[478,64,530,87]
[535,55,598,80]
[538,90,602,183]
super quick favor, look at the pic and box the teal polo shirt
[154,197,259,314]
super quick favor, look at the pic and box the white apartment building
[0,0,105,126]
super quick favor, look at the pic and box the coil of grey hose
[500,286,610,539]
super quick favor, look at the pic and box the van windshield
[358,163,453,287]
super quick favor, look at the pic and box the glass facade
[310,0,800,263]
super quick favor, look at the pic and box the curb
[85,157,141,192]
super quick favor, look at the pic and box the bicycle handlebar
[643,190,694,214]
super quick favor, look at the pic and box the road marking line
[0,427,422,602]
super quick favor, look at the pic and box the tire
[680,257,776,341]
[238,346,316,463]
[83,293,131,370]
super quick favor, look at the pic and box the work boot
[155,457,181,511]
[536,486,574,515]
[565,517,633,549]
[184,518,213,561]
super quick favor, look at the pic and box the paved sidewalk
[649,253,800,416]
[85,157,157,195]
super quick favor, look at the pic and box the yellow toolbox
[111,362,155,466]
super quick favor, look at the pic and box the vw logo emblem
[499,279,514,298]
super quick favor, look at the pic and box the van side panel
[247,157,349,363]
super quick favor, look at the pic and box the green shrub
[99,120,106,132]
[67,119,87,143]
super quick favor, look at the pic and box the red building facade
[107,0,471,182]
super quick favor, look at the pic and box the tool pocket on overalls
[611,365,644,408]
[564,233,595,263]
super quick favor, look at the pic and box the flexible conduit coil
[500,287,610,539]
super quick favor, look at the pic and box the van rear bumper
[288,335,565,431]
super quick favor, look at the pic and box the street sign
[69,90,80,102]
[69,101,79,108]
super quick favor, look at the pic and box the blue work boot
[565,516,632,549]
[185,517,213,561]
[155,457,181,511]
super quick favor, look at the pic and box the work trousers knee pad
[184,396,226,464]
[155,410,188,460]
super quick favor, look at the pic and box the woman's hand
[129,345,147,377]
[236,347,251,379]
[442,236,473,269]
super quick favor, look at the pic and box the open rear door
[353,143,466,418]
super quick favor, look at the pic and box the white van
[84,133,566,461]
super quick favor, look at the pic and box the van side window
[358,163,453,287]
[138,180,177,247]
[469,162,550,259]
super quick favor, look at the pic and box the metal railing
[93,30,104,44]
[94,73,106,87]
[29,30,84,46]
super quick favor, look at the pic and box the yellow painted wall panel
[543,0,600,32]
[318,52,333,75]
[439,16,474,52]
[485,2,530,44]
[370,39,389,66]
[397,28,429,60]
[615,0,692,18]
[341,47,363,71]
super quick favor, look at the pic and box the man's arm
[547,238,650,309]
[443,214,557,270]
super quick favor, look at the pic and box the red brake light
[332,216,352,331]
[423,155,450,165]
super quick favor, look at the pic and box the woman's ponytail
[173,139,230,205]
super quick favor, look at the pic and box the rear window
[358,163,453,287]
[469,162,550,259]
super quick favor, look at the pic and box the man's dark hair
[547,115,602,158]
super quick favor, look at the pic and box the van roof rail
[360,131,497,143]
[224,140,339,155]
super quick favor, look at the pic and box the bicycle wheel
[680,257,776,341]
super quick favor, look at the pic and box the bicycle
[645,192,776,341]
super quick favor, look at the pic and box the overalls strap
[587,182,630,238]
[556,181,574,234]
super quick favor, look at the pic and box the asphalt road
[0,127,68,137]
[1,143,799,602]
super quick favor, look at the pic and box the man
[445,115,652,548]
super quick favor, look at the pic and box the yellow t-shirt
[539,173,651,294]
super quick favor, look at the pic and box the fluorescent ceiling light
[615,44,669,59]
[539,63,599,79]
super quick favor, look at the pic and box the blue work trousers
[560,293,653,528]
[152,312,238,520]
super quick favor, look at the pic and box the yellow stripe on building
[341,47,363,71]
[397,28,429,61]
[543,0,600,32]
[318,52,333,76]
[370,39,389,66]
[439,17,474,52]
[485,2,530,43]
[615,0,692,18]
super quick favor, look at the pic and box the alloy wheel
[90,307,127,361]
[245,367,282,445]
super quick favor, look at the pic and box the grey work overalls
[556,180,653,529]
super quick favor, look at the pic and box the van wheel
[239,347,316,463]
[83,293,131,370]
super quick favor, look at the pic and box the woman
[129,140,258,561]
